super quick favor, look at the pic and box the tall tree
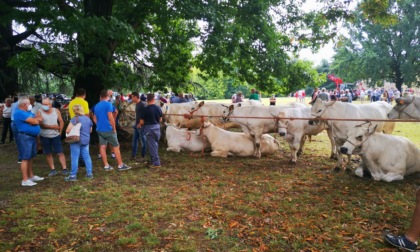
[331,0,420,91]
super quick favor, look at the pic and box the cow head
[221,104,234,122]
[277,111,289,137]
[340,124,377,155]
[388,96,418,120]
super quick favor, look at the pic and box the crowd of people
[0,88,167,186]
[305,87,402,105]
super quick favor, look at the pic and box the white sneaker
[22,180,37,186]
[30,175,44,182]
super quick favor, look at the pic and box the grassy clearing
[0,97,419,251]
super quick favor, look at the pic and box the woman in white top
[1,98,14,144]
[37,98,68,176]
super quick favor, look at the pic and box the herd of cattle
[121,96,420,182]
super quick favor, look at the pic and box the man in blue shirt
[15,98,44,186]
[93,90,131,171]
[171,92,188,103]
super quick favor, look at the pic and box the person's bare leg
[57,153,67,169]
[45,154,54,170]
[27,159,34,178]
[405,188,420,243]
[112,146,123,166]
[20,160,29,181]
[100,145,109,167]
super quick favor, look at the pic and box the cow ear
[199,101,204,107]
[229,104,234,111]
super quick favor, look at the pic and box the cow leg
[211,150,228,158]
[326,128,337,159]
[252,133,263,158]
[355,167,364,178]
[345,154,353,171]
[297,135,306,156]
[289,142,298,164]
[334,147,343,172]
[382,173,404,182]
[166,147,181,153]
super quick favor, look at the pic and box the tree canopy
[0,0,398,103]
[331,0,419,91]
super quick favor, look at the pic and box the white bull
[165,124,210,153]
[340,124,420,182]
[277,107,335,163]
[197,121,279,157]
[388,96,420,119]
[310,99,395,171]
[223,102,307,157]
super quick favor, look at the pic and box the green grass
[0,97,419,251]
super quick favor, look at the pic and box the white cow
[310,99,395,171]
[388,96,420,119]
[340,124,420,182]
[197,121,280,157]
[223,102,307,157]
[188,101,263,129]
[165,124,210,153]
[277,107,335,163]
[161,101,204,129]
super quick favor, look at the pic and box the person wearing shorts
[14,97,44,186]
[37,98,68,176]
[93,90,131,172]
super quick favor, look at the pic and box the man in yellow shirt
[68,88,89,119]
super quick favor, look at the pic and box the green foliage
[331,0,420,91]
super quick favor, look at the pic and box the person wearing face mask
[15,97,44,186]
[29,95,44,154]
[37,98,68,176]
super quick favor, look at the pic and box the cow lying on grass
[166,124,210,153]
[340,124,420,182]
[197,121,280,157]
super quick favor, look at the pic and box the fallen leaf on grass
[47,227,55,233]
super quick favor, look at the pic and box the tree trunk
[74,0,114,107]
[0,17,19,101]
[394,65,404,92]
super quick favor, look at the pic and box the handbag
[65,117,82,143]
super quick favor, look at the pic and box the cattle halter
[392,97,418,119]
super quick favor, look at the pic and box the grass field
[1,97,419,251]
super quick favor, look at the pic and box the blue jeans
[143,124,161,166]
[132,127,146,158]
[70,144,92,177]
[11,122,22,160]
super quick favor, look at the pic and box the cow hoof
[288,160,297,165]
[345,168,352,173]
[330,155,338,160]
[333,167,341,172]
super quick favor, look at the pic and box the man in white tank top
[37,98,68,176]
